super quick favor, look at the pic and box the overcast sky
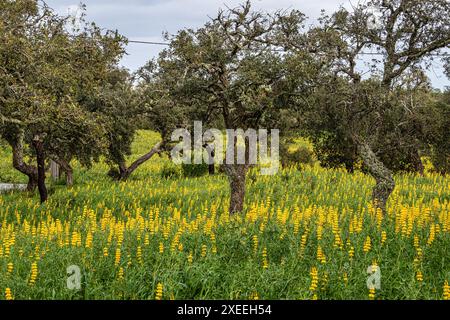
[46,0,449,89]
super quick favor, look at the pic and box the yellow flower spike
[114,248,121,266]
[416,271,424,282]
[201,244,207,258]
[5,288,13,301]
[262,247,269,269]
[7,262,13,274]
[381,231,387,245]
[118,267,124,281]
[29,261,38,285]
[363,236,371,253]
[443,281,450,300]
[368,288,376,300]
[309,267,319,294]
[155,283,163,300]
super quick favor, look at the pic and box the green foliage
[181,163,209,178]
[160,163,181,179]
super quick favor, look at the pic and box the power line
[128,40,169,46]
[127,39,450,57]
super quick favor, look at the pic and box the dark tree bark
[209,163,215,175]
[411,149,424,176]
[205,145,215,175]
[32,136,48,203]
[224,164,249,214]
[357,142,395,214]
[9,130,38,191]
[117,141,163,181]
[54,158,74,187]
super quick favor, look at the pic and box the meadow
[0,131,449,300]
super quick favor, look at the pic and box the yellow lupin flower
[114,248,121,266]
[29,261,38,285]
[443,281,450,300]
[317,246,326,264]
[262,247,268,269]
[348,246,355,259]
[7,262,13,274]
[155,283,163,300]
[117,267,124,281]
[5,288,13,300]
[381,231,387,245]
[309,267,319,295]
[137,246,143,264]
[416,271,423,282]
[368,288,376,300]
[201,244,207,258]
[363,236,371,253]
[252,235,258,254]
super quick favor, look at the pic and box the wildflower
[7,262,13,274]
[262,247,268,269]
[103,247,108,257]
[118,267,124,281]
[348,246,355,259]
[29,262,38,285]
[309,267,319,295]
[188,251,193,264]
[343,272,348,284]
[363,236,371,253]
[5,288,13,300]
[317,246,326,264]
[159,242,164,254]
[155,283,163,300]
[443,281,450,300]
[201,244,207,258]
[381,231,387,245]
[252,235,258,254]
[368,288,376,300]
[427,224,435,245]
[114,248,121,266]
[137,246,143,264]
[416,271,423,282]
[85,232,93,249]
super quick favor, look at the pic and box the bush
[281,146,315,167]
[181,162,209,177]
[160,163,181,179]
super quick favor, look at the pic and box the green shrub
[160,163,181,179]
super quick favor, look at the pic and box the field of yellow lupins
[0,131,449,300]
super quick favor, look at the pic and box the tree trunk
[357,142,395,214]
[208,148,215,175]
[9,129,38,192]
[32,136,48,203]
[50,160,60,181]
[54,158,74,187]
[224,164,249,214]
[411,149,424,176]
[118,141,163,181]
